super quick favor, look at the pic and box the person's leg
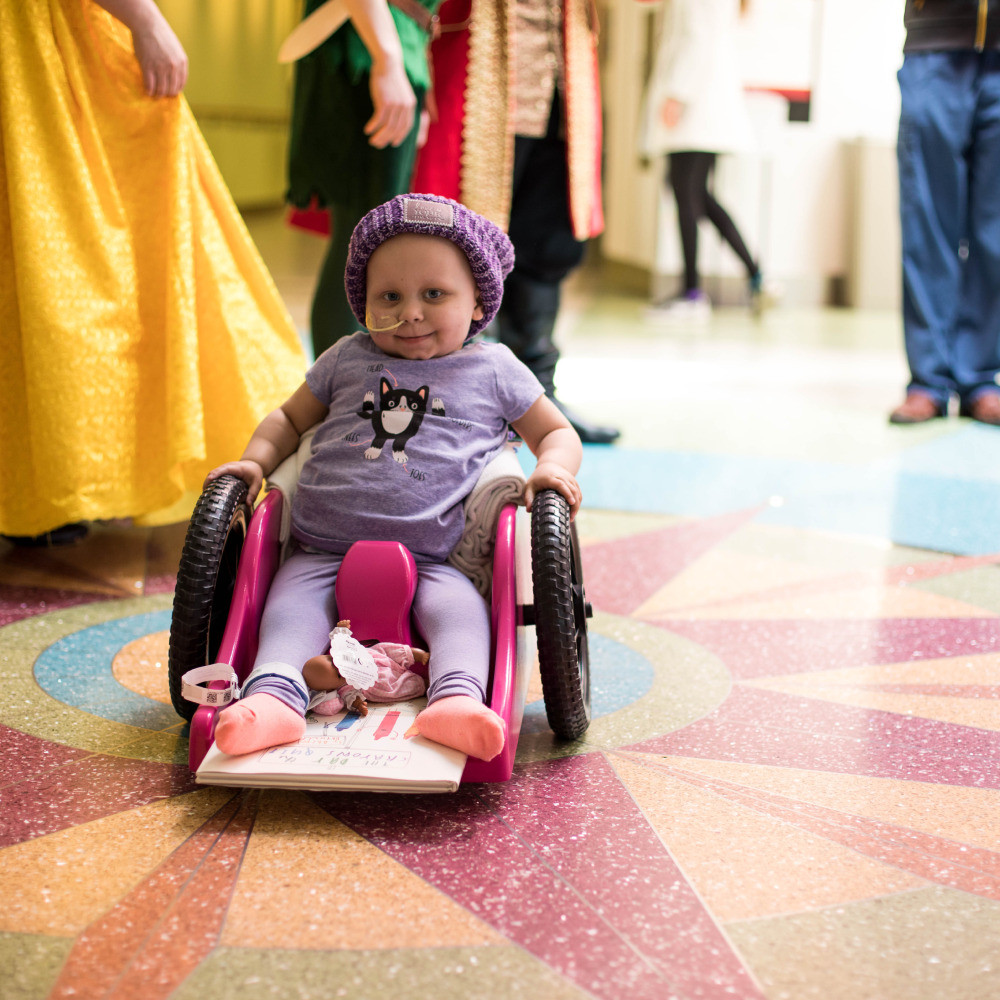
[410,561,504,760]
[496,130,565,395]
[497,102,620,444]
[954,51,1000,422]
[893,51,975,420]
[287,58,361,357]
[309,214,356,356]
[500,120,584,395]
[214,550,342,755]
[289,61,423,357]
[669,151,711,293]
[310,123,424,355]
[702,156,758,279]
[645,152,712,323]
[494,269,564,397]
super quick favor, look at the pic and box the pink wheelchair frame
[184,487,530,784]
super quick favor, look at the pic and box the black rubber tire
[531,489,591,740]
[168,475,252,721]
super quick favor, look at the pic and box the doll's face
[365,234,484,360]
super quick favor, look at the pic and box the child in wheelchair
[203,193,582,762]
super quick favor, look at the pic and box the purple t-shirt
[292,333,544,561]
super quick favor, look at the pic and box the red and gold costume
[413,0,619,443]
[413,0,603,240]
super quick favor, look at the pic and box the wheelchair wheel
[531,489,591,740]
[168,475,251,721]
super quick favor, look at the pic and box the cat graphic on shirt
[359,378,445,464]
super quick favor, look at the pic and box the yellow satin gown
[0,0,307,536]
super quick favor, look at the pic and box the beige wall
[160,0,300,207]
[160,0,906,306]
[600,0,906,307]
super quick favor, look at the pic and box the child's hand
[204,460,265,503]
[524,462,582,519]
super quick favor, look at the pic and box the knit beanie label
[403,198,454,228]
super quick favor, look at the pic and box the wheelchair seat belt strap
[181,664,240,707]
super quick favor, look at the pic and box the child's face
[365,234,485,360]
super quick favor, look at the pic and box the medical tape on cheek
[365,308,404,332]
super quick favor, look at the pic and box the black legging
[669,151,757,293]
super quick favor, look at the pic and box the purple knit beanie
[345,193,515,338]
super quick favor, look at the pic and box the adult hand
[416,107,430,148]
[364,57,417,148]
[415,83,437,148]
[660,97,684,129]
[132,16,188,97]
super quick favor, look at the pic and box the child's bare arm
[204,383,328,503]
[511,396,583,518]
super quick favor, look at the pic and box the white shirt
[639,0,755,157]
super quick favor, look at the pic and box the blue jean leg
[952,51,1000,404]
[898,52,975,408]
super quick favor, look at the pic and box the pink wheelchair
[167,453,591,785]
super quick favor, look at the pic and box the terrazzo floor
[3,214,1000,1000]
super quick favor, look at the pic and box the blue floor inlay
[520,633,654,733]
[563,436,1000,556]
[34,610,179,729]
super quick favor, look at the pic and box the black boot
[2,522,88,547]
[496,271,620,445]
[550,396,621,445]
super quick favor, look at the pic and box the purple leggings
[243,547,490,715]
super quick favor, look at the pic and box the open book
[195,699,467,793]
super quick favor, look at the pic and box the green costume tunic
[286,0,440,355]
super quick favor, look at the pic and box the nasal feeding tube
[365,308,404,332]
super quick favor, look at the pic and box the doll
[302,620,428,716]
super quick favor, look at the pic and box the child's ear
[472,296,484,321]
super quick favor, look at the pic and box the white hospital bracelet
[181,664,239,707]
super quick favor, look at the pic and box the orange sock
[415,695,505,761]
[213,693,305,756]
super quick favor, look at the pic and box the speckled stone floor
[3,215,1000,1000]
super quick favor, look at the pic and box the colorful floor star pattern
[4,244,1000,998]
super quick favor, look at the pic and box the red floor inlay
[1,754,199,848]
[630,684,1000,788]
[321,754,764,1000]
[655,761,1000,902]
[653,618,1000,680]
[46,790,252,1000]
[583,505,764,617]
[0,724,90,786]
